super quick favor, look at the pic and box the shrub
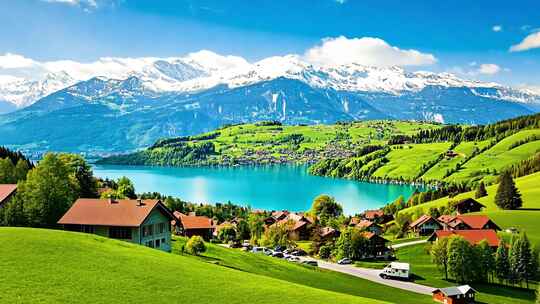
[319,245,333,259]
[186,236,206,255]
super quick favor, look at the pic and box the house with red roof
[173,211,215,240]
[363,209,384,221]
[360,232,392,259]
[409,215,443,236]
[270,212,313,241]
[438,215,501,231]
[58,198,176,252]
[0,184,17,208]
[428,229,500,248]
[356,220,383,235]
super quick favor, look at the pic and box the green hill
[97,120,441,166]
[0,228,391,304]
[399,171,540,246]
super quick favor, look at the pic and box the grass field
[396,244,537,304]
[400,172,540,246]
[0,228,392,304]
[171,236,433,304]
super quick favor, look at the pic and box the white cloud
[304,36,437,67]
[0,53,36,69]
[510,32,540,52]
[478,63,501,75]
[41,0,99,8]
[492,25,503,32]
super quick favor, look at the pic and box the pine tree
[516,233,533,288]
[495,171,523,210]
[495,239,510,285]
[475,181,488,199]
[509,235,523,286]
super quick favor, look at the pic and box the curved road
[315,260,435,295]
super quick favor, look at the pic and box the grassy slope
[171,237,433,304]
[0,228,387,304]
[445,130,540,184]
[396,244,537,304]
[401,172,540,246]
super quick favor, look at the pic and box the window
[158,223,165,234]
[109,227,132,239]
[143,225,153,237]
[161,238,166,244]
[82,225,94,234]
[155,239,160,248]
[146,240,154,248]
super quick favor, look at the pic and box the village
[2,179,527,304]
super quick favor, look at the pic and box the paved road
[390,239,428,249]
[315,260,435,295]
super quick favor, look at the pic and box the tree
[58,154,98,198]
[431,237,450,280]
[475,181,488,199]
[536,284,540,304]
[510,233,533,288]
[476,239,495,283]
[319,245,332,259]
[19,153,79,227]
[495,239,510,285]
[447,235,476,283]
[393,212,411,238]
[335,227,354,260]
[186,235,206,255]
[14,159,30,182]
[248,213,265,242]
[0,158,15,183]
[236,220,251,241]
[0,194,26,226]
[494,171,522,210]
[217,225,237,243]
[311,195,343,225]
[116,176,136,199]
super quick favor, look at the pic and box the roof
[364,209,384,219]
[389,262,410,271]
[437,215,456,224]
[356,220,380,229]
[349,217,361,225]
[58,199,174,227]
[320,226,338,237]
[453,215,500,230]
[409,215,440,229]
[361,231,389,242]
[0,184,17,205]
[429,229,499,247]
[455,198,485,208]
[433,285,476,297]
[178,214,214,230]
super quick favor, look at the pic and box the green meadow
[0,228,389,304]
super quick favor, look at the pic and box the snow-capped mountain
[1,51,539,113]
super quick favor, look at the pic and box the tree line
[431,233,538,287]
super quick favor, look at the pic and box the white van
[379,262,410,280]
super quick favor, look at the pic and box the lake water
[93,165,421,215]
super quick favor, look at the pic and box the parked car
[251,246,264,253]
[287,256,301,263]
[272,252,285,258]
[337,258,352,265]
[263,249,273,256]
[302,260,318,267]
[274,245,286,252]
[229,241,242,248]
[291,249,307,256]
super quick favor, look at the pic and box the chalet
[0,184,17,208]
[271,212,313,241]
[319,226,340,241]
[271,210,290,221]
[438,215,501,231]
[356,220,383,235]
[58,198,175,252]
[428,229,499,248]
[432,285,477,304]
[409,215,443,236]
[363,209,384,221]
[361,232,391,259]
[453,198,485,215]
[173,211,215,241]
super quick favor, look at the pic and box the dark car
[291,249,307,256]
[272,252,285,258]
[274,245,286,252]
[302,260,318,267]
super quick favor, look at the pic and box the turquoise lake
[93,165,422,215]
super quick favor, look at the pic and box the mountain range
[0,51,539,155]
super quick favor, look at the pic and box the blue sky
[1,0,540,87]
